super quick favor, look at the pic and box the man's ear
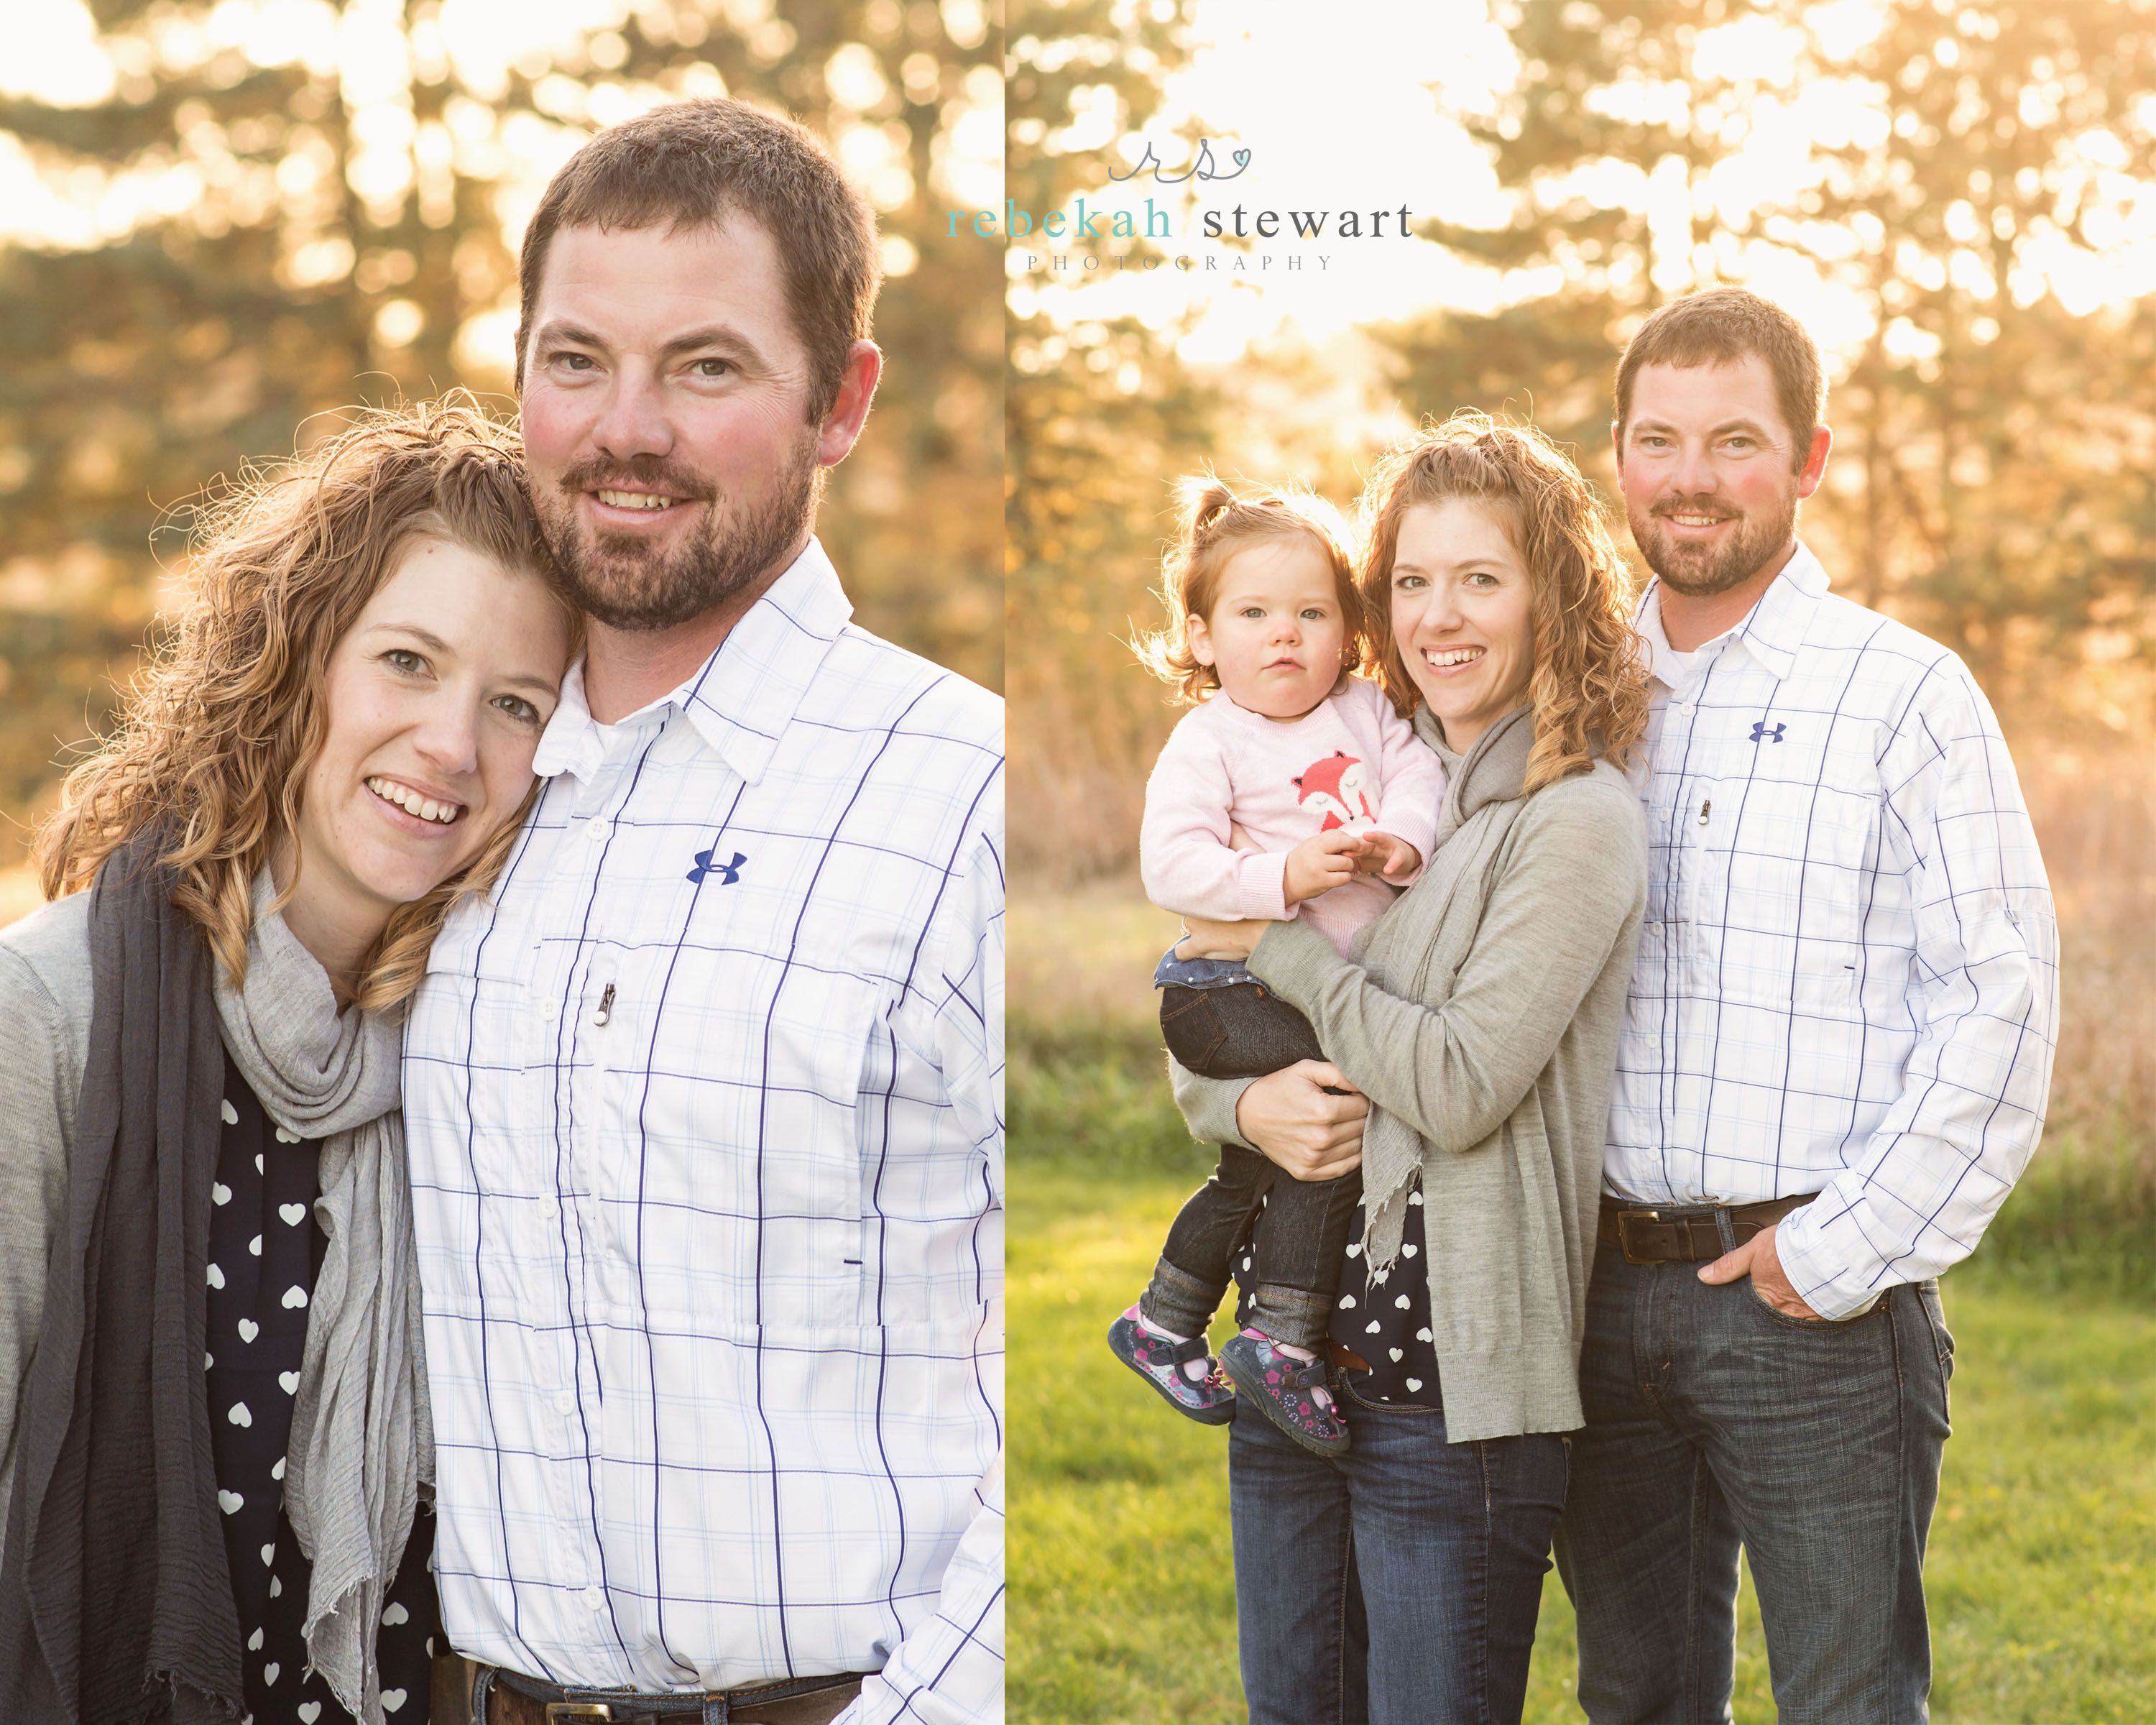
[1796,423,1833,500]
[1609,418,1623,476]
[816,341,883,466]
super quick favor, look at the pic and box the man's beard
[535,436,822,632]
[1629,485,1798,598]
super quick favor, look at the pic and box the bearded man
[1557,287,2058,1725]
[402,101,1003,1725]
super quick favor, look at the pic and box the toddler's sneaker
[1218,1329,1349,1458]
[1107,1306,1238,1426]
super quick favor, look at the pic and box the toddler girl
[1108,479,1444,1456]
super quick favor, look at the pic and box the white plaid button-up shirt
[1606,543,2059,1318]
[404,540,1005,1720]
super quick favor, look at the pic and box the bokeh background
[0,0,1004,883]
[1007,1,2156,1719]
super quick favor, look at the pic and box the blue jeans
[1229,1378,1569,1724]
[1555,1242,1955,1724]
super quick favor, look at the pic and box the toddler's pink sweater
[1141,678,1447,957]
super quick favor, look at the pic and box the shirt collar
[1634,584,1688,691]
[531,537,854,786]
[1634,540,1829,687]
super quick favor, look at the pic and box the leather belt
[1597,1192,1818,1265]
[474,1664,870,1725]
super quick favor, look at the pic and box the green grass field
[1009,1017,2156,1724]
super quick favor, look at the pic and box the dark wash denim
[1230,1381,1569,1725]
[1159,974,1325,1077]
[1144,976,1359,1348]
[1555,1241,1955,1725]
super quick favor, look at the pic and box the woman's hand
[1175,914,1259,962]
[1235,1062,1367,1180]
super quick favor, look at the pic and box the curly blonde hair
[1133,474,1368,706]
[37,397,574,1011]
[1360,412,1649,794]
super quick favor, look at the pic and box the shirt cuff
[1236,850,1292,923]
[1772,1205,1892,1321]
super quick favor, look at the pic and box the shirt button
[553,1390,575,1415]
[583,1586,606,1611]
[539,1198,558,1220]
[586,822,609,844]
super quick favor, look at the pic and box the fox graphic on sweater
[1139,678,1444,949]
[1294,751,1376,833]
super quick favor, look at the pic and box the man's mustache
[558,460,714,501]
[1649,494,1738,522]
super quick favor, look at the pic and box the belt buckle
[545,1708,617,1722]
[1615,1208,1664,1266]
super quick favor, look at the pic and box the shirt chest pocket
[1686,776,1879,1013]
[589,946,882,1330]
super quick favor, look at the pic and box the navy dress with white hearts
[204,1050,438,1724]
[1235,1178,1442,1409]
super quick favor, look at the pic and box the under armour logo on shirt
[687,849,747,885]
[1750,722,1786,743]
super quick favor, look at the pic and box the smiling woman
[1153,415,1654,1723]
[34,400,573,1007]
[285,535,571,1000]
[0,398,573,1725]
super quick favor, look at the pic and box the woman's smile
[363,774,466,827]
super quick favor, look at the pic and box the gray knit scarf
[215,869,432,1725]
[1359,705,1538,1281]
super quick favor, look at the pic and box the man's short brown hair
[1614,288,1825,472]
[515,98,880,420]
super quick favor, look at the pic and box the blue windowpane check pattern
[403,541,1004,1721]
[1608,543,2060,1320]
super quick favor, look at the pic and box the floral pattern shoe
[1218,1329,1350,1458]
[1107,1306,1238,1426]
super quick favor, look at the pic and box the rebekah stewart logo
[943,139,1416,253]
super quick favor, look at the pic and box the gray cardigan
[1174,736,1646,1441]
[0,892,94,1545]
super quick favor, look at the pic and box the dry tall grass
[2007,735,2156,1286]
[2021,740,2156,1135]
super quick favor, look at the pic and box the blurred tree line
[1400,0,2156,709]
[1009,0,2156,885]
[1007,0,1217,880]
[0,0,1002,860]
